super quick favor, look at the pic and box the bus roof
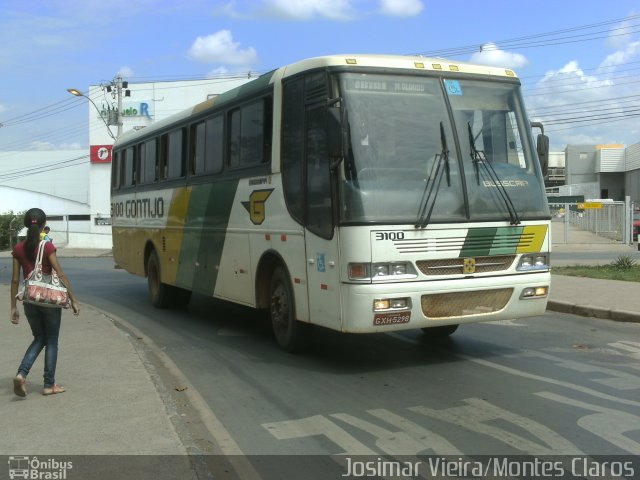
[115,54,518,147]
[279,53,518,79]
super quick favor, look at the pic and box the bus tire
[170,287,192,309]
[147,250,172,309]
[269,266,312,352]
[421,324,459,337]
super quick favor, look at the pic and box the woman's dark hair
[23,208,47,262]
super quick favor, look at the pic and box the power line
[416,14,640,57]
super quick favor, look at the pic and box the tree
[0,211,25,251]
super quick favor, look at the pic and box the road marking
[608,341,640,360]
[507,350,640,390]
[410,398,582,455]
[388,332,640,408]
[263,415,376,454]
[537,391,640,454]
[331,410,461,455]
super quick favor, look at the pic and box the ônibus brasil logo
[8,456,73,479]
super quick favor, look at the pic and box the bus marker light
[280,234,287,241]
[349,263,368,280]
[521,286,548,299]
[414,62,425,69]
[265,234,271,240]
[321,284,328,290]
[374,299,390,311]
[346,58,357,64]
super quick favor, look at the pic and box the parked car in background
[634,210,640,240]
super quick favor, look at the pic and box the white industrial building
[0,76,253,248]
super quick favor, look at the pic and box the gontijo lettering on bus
[111,197,165,218]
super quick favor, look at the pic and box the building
[0,76,253,248]
[563,143,640,202]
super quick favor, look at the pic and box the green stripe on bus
[460,226,525,257]
[176,180,240,295]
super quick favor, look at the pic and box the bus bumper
[339,272,550,333]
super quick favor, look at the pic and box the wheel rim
[271,283,290,338]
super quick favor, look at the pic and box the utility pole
[116,75,124,138]
[102,75,130,139]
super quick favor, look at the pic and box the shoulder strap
[34,240,46,269]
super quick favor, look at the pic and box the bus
[111,54,551,351]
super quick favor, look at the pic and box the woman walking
[10,208,80,397]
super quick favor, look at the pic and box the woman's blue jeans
[17,304,62,388]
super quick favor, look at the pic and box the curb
[546,300,640,323]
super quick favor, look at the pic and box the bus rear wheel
[269,267,312,352]
[421,324,459,337]
[147,250,191,309]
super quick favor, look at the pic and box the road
[2,257,639,465]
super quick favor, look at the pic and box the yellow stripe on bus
[516,225,547,253]
[162,187,193,283]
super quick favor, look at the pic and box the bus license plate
[373,312,411,326]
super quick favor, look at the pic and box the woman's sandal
[13,374,27,397]
[42,384,66,396]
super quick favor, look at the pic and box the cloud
[378,0,424,17]
[259,0,355,20]
[469,43,528,69]
[0,103,6,113]
[117,66,135,78]
[524,59,640,149]
[188,30,258,65]
[606,18,635,49]
[27,140,83,151]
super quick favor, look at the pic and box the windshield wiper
[415,122,451,229]
[467,122,520,226]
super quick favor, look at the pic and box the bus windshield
[338,73,549,224]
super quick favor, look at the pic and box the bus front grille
[421,288,513,319]
[416,255,516,276]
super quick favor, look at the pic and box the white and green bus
[111,54,551,351]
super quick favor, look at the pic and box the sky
[1,0,639,152]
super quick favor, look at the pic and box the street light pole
[67,88,116,141]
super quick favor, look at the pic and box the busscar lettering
[111,197,165,219]
[483,179,529,187]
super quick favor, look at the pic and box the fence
[548,199,634,244]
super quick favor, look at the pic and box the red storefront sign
[90,145,112,163]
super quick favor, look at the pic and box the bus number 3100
[375,231,405,241]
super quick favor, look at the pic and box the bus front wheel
[269,267,312,352]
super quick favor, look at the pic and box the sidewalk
[0,283,198,478]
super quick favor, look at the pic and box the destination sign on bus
[346,79,429,94]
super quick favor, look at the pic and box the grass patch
[553,255,640,282]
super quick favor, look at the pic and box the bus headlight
[517,254,549,271]
[349,262,417,282]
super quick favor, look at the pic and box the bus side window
[191,122,206,174]
[124,147,135,187]
[228,98,269,168]
[205,115,224,173]
[143,138,157,183]
[111,151,120,189]
[167,128,186,178]
[282,78,305,224]
[306,106,333,239]
[137,142,145,185]
[159,134,169,180]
